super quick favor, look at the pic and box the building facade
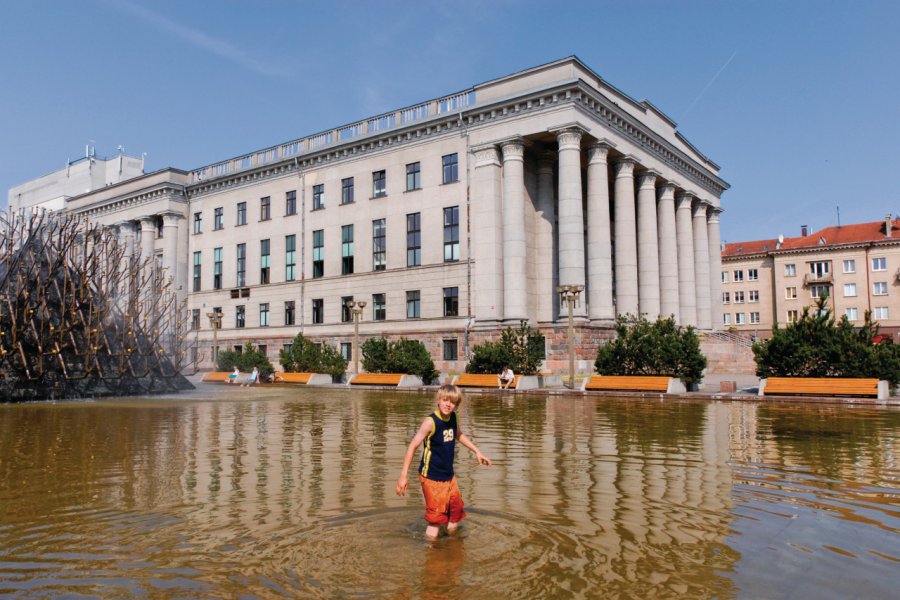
[15,57,729,372]
[722,217,900,340]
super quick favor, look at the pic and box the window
[341,296,353,323]
[810,284,829,299]
[193,212,202,234]
[750,312,760,324]
[236,305,245,328]
[312,299,324,324]
[312,184,324,210]
[787,310,799,323]
[191,309,200,330]
[785,263,796,277]
[258,345,267,358]
[342,177,354,204]
[444,206,460,262]
[260,196,271,221]
[373,219,386,271]
[373,293,386,321]
[844,283,857,297]
[721,271,729,283]
[260,239,270,284]
[285,234,296,281]
[312,230,324,278]
[845,307,859,321]
[192,251,201,292]
[442,153,458,184]
[722,292,730,304]
[723,313,731,325]
[286,190,297,215]
[735,313,746,325]
[785,286,797,299]
[407,212,421,266]
[734,291,745,304]
[872,257,887,271]
[213,247,223,290]
[214,207,224,230]
[406,162,421,191]
[810,261,830,279]
[443,339,458,360]
[749,290,759,303]
[443,287,459,316]
[747,269,758,281]
[733,270,744,282]
[237,202,247,226]
[235,243,246,287]
[373,170,386,198]
[874,306,890,320]
[407,290,420,318]
[873,281,888,295]
[285,301,295,326]
[283,343,292,355]
[260,303,269,327]
[342,225,354,275]
[843,259,856,273]
[341,342,352,361]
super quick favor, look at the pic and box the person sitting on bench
[498,366,515,390]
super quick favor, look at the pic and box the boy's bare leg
[446,521,459,534]
[425,524,440,539]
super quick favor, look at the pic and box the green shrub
[754,296,900,388]
[278,332,347,378]
[361,337,438,383]
[594,315,706,386]
[217,341,274,372]
[466,321,545,375]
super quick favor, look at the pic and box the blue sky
[2,0,898,243]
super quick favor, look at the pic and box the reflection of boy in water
[396,385,492,539]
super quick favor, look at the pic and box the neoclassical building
[9,57,728,372]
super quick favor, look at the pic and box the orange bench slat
[764,377,879,396]
[274,372,314,384]
[351,373,404,385]
[455,374,519,389]
[584,375,671,391]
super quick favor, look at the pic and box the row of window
[723,312,761,325]
[725,258,893,283]
[722,269,759,283]
[192,208,460,291]
[722,290,759,304]
[212,337,461,362]
[782,281,892,300]
[192,154,459,233]
[724,306,891,325]
[191,288,460,330]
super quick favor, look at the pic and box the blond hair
[435,384,463,407]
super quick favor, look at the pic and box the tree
[754,295,900,388]
[217,341,273,372]
[278,332,347,378]
[361,337,438,383]
[466,322,545,375]
[594,315,706,386]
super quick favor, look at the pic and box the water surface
[0,386,897,598]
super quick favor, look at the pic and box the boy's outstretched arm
[395,418,433,496]
[458,433,492,466]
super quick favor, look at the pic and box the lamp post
[206,309,223,368]
[557,284,584,389]
[346,300,367,375]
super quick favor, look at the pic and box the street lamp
[346,300,367,375]
[206,309,223,368]
[557,284,584,389]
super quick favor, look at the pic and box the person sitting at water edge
[227,366,239,384]
[396,384,492,540]
[242,366,259,387]
[498,366,514,390]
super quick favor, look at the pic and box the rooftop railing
[191,90,475,183]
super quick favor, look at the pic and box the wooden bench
[202,371,234,383]
[273,372,333,385]
[581,375,685,394]
[453,373,520,389]
[349,373,423,387]
[760,377,888,399]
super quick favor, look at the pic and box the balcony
[803,272,833,286]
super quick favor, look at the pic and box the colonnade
[473,127,723,329]
[110,213,184,292]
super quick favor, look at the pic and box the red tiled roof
[723,219,900,256]
[722,239,780,257]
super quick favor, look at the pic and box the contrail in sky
[103,0,289,78]
[682,51,737,119]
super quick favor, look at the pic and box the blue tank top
[418,411,458,482]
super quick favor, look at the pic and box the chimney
[886,215,893,238]
[801,224,808,236]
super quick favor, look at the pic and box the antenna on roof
[836,205,841,227]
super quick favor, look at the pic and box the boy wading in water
[396,385,492,539]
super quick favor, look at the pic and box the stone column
[692,201,712,329]
[501,139,528,323]
[535,150,557,323]
[471,144,503,325]
[637,170,661,318]
[586,142,614,323]
[613,157,638,316]
[138,216,157,286]
[657,183,680,321]
[707,206,724,330]
[675,192,697,326]
[555,127,586,318]
[161,213,181,290]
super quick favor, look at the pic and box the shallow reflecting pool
[0,386,897,598]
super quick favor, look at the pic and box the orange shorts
[419,475,466,525]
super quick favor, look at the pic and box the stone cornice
[71,183,188,220]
